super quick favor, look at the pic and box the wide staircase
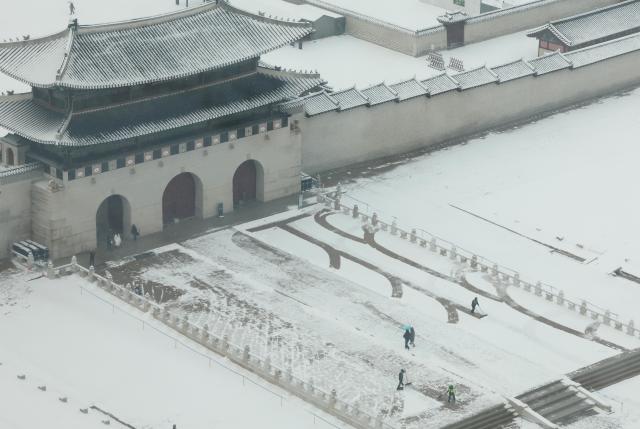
[569,348,640,391]
[516,380,598,426]
[439,404,518,429]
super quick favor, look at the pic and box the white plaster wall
[33,124,302,258]
[344,16,419,56]
[300,49,640,174]
[464,0,619,44]
[0,177,33,258]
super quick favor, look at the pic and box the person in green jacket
[447,384,456,403]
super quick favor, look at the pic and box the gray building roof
[389,78,427,101]
[492,59,535,83]
[0,68,321,146]
[421,73,459,95]
[527,0,640,48]
[0,2,312,89]
[360,83,398,105]
[303,91,340,116]
[528,51,572,75]
[452,66,498,90]
[332,88,369,111]
[296,31,640,117]
[565,31,640,67]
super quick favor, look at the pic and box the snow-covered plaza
[5,84,637,427]
[2,0,640,428]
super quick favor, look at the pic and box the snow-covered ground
[0,265,344,429]
[93,198,635,427]
[264,31,538,89]
[229,0,341,21]
[327,86,640,326]
[306,0,447,30]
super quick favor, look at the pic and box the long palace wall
[464,0,619,45]
[304,0,618,56]
[27,122,303,259]
[299,41,640,174]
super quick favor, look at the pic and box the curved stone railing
[318,191,640,339]
[44,258,397,429]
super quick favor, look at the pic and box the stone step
[534,393,586,418]
[545,399,598,425]
[581,360,640,390]
[516,380,565,403]
[527,387,574,410]
[440,405,516,429]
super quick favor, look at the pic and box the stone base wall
[31,122,302,259]
[300,49,640,174]
[0,178,33,259]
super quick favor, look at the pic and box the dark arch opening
[6,147,14,166]
[233,160,264,207]
[96,195,130,248]
[163,172,202,225]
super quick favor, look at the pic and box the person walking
[131,224,139,241]
[409,326,416,347]
[397,369,406,390]
[471,297,479,314]
[447,384,456,403]
[88,250,96,268]
[403,328,411,350]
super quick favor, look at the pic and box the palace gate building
[0,1,322,258]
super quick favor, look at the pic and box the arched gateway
[162,172,202,225]
[233,160,263,206]
[96,195,130,248]
[6,147,14,166]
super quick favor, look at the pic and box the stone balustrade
[44,256,395,429]
[321,192,640,339]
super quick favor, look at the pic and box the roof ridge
[55,26,76,82]
[0,28,68,47]
[222,1,313,28]
[77,0,221,34]
[547,0,639,26]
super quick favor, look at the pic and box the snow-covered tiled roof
[452,66,498,90]
[303,91,340,116]
[0,2,312,90]
[295,32,640,118]
[360,83,398,105]
[528,51,572,75]
[492,59,535,83]
[565,31,640,67]
[389,78,427,101]
[332,88,369,111]
[527,0,640,47]
[0,69,321,146]
[421,73,459,95]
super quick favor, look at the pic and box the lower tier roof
[0,68,321,146]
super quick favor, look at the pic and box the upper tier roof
[0,1,312,90]
[0,67,322,146]
[527,0,640,47]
